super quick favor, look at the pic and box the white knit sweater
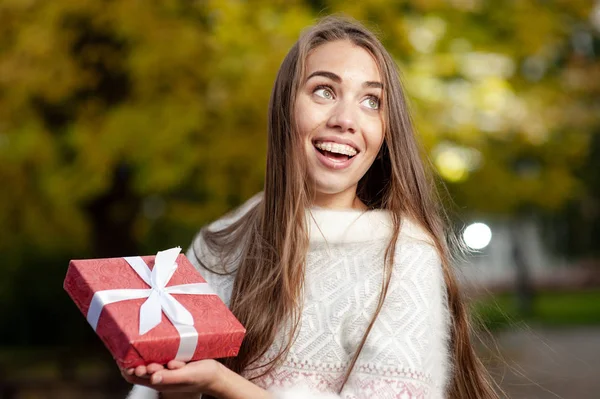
[128,195,451,399]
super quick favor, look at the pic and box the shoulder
[396,218,441,269]
[184,193,263,305]
[394,218,444,290]
[384,218,446,325]
[205,191,263,232]
[186,192,263,262]
[399,217,437,247]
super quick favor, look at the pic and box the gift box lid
[64,249,246,368]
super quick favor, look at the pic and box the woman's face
[295,40,384,208]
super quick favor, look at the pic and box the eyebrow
[306,70,383,89]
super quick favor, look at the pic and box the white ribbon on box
[86,247,215,361]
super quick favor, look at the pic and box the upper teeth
[315,142,357,156]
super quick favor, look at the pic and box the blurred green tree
[0,0,313,259]
[0,0,598,342]
[0,0,313,345]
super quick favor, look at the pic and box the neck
[312,187,367,210]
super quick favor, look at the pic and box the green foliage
[471,290,600,331]
[0,2,599,346]
[1,0,598,257]
[0,0,313,256]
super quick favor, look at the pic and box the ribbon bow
[86,247,215,361]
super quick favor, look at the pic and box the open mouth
[313,141,359,162]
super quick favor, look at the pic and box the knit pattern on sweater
[127,196,451,399]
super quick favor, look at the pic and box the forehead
[305,40,381,83]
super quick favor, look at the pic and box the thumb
[167,360,187,370]
[150,359,218,387]
[150,364,197,386]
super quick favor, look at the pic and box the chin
[312,179,354,196]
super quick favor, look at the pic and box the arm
[210,362,273,399]
[125,360,272,399]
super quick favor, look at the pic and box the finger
[124,368,135,376]
[135,365,149,377]
[121,370,153,386]
[151,360,215,386]
[151,367,192,385]
[167,360,187,370]
[146,363,165,374]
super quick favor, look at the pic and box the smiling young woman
[124,16,499,399]
[298,40,385,210]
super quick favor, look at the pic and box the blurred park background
[1,0,599,397]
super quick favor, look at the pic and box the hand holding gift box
[64,247,245,369]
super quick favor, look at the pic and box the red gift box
[64,247,246,369]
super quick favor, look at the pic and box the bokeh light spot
[463,222,492,250]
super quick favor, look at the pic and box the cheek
[296,98,327,137]
[366,122,385,156]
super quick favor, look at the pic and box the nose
[326,99,357,133]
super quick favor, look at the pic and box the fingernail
[152,374,162,384]
[126,368,134,375]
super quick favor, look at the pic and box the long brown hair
[196,15,498,399]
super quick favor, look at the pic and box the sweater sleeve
[269,240,452,399]
[126,385,159,399]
